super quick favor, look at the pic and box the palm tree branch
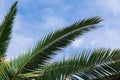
[0,1,17,57]
[22,49,120,79]
[10,17,102,79]
[74,60,120,80]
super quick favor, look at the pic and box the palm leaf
[0,1,17,58]
[74,59,120,80]
[0,63,25,80]
[69,49,120,80]
[0,63,11,80]
[0,66,9,79]
[22,49,120,80]
[10,17,102,79]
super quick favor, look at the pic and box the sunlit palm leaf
[0,64,11,80]
[0,67,8,79]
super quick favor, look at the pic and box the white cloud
[40,0,63,4]
[91,40,96,46]
[97,0,120,16]
[72,38,84,48]
[87,28,120,49]
[103,29,120,48]
[40,15,67,30]
[14,15,25,30]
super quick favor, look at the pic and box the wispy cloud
[40,15,67,30]
[97,0,120,16]
[72,38,84,48]
[91,40,96,46]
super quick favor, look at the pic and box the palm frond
[0,64,11,80]
[0,62,14,80]
[0,1,17,57]
[0,63,25,80]
[69,49,120,80]
[74,58,120,80]
[10,17,102,78]
[22,49,120,80]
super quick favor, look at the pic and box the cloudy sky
[0,0,120,60]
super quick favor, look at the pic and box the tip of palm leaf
[15,1,18,4]
[12,1,18,7]
[96,16,103,22]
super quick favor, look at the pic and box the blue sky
[0,0,120,60]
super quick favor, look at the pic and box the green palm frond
[0,63,11,80]
[74,58,120,80]
[0,64,24,80]
[10,17,102,79]
[0,66,8,79]
[23,49,120,80]
[1,1,120,80]
[0,1,17,58]
[69,49,120,80]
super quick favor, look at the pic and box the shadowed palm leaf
[0,1,17,58]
